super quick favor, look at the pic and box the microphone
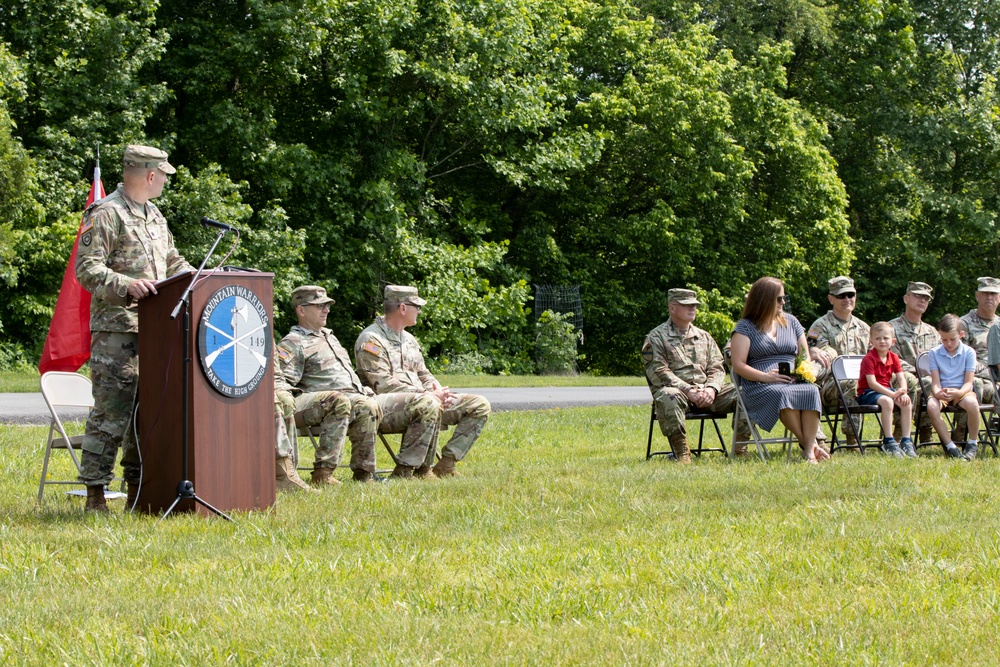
[201,216,234,232]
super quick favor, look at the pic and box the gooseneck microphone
[200,216,234,232]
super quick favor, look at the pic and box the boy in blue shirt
[927,314,980,460]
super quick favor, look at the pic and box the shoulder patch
[361,340,382,356]
[641,338,653,363]
[80,217,94,234]
[277,347,290,363]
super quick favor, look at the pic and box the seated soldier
[355,285,491,478]
[955,277,1000,441]
[642,288,748,462]
[889,281,939,445]
[807,276,870,447]
[277,285,437,482]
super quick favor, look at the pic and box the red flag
[38,161,105,375]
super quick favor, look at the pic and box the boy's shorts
[857,389,885,406]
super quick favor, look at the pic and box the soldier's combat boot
[432,454,459,477]
[668,433,692,464]
[352,470,375,483]
[414,465,438,480]
[85,485,108,514]
[277,457,316,492]
[310,467,341,486]
[918,423,935,445]
[951,425,968,443]
[390,464,415,479]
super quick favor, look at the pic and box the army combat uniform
[75,181,192,488]
[890,312,939,442]
[277,325,383,474]
[642,319,750,455]
[807,310,870,439]
[953,309,998,440]
[355,316,491,467]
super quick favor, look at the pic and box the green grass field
[3,406,999,665]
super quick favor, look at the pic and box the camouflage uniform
[953,308,998,439]
[890,312,939,440]
[807,310,870,436]
[642,319,747,441]
[75,180,192,486]
[355,316,490,465]
[277,325,382,473]
[274,374,297,462]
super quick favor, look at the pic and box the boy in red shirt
[857,322,914,457]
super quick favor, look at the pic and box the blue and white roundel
[197,285,272,397]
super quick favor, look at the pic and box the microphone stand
[161,227,233,522]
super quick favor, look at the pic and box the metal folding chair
[37,371,124,501]
[825,355,884,455]
[294,414,398,476]
[644,402,729,460]
[913,352,998,455]
[729,368,798,461]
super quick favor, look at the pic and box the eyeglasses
[404,303,422,311]
[308,303,331,311]
[777,296,789,304]
[832,292,856,299]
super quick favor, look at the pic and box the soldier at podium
[75,145,193,513]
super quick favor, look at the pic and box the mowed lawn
[2,405,1000,665]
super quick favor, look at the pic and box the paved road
[0,386,651,425]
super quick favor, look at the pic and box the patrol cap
[384,285,426,306]
[123,144,176,175]
[291,285,335,308]
[977,276,1000,293]
[828,276,855,295]
[667,288,700,305]
[906,281,934,298]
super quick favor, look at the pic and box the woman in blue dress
[730,277,828,463]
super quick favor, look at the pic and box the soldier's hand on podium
[127,278,159,301]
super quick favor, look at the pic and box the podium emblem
[197,285,272,397]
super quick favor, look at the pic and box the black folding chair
[913,352,999,456]
[645,402,729,460]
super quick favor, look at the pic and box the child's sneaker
[899,437,918,458]
[962,441,978,461]
[944,443,964,459]
[881,437,904,458]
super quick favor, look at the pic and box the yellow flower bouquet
[792,350,817,384]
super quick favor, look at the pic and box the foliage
[535,309,583,375]
[2,0,1000,375]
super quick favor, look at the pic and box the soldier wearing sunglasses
[806,276,872,447]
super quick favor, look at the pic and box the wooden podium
[136,270,276,515]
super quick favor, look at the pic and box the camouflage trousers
[817,372,860,436]
[949,375,995,441]
[275,389,296,460]
[375,392,440,467]
[295,391,380,473]
[78,331,140,486]
[436,393,491,462]
[652,384,750,441]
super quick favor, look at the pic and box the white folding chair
[37,372,124,501]
[729,368,798,461]
[825,355,884,455]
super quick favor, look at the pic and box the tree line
[1,0,997,374]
